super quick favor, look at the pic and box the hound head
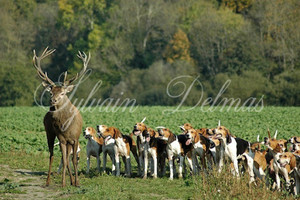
[277,152,295,168]
[186,128,198,145]
[157,128,175,143]
[250,142,262,152]
[97,125,121,139]
[133,122,147,136]
[264,137,287,152]
[211,126,231,143]
[179,123,193,133]
[97,125,108,137]
[147,128,160,138]
[83,127,97,139]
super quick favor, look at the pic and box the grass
[0,106,299,199]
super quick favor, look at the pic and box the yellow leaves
[88,24,104,50]
[58,0,74,29]
[164,29,193,64]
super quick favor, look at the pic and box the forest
[0,0,300,106]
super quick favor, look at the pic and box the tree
[164,29,193,64]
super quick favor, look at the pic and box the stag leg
[72,142,80,186]
[67,144,75,185]
[60,142,67,187]
[46,132,55,186]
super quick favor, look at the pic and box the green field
[0,106,299,199]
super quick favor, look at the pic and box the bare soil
[0,165,63,200]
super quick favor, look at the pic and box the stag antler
[63,51,90,86]
[32,47,56,86]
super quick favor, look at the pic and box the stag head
[33,47,90,106]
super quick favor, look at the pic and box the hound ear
[226,133,232,144]
[295,137,300,143]
[168,132,176,143]
[114,128,121,138]
[290,154,297,169]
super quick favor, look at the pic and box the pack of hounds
[65,118,300,195]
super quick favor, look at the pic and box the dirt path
[0,165,63,200]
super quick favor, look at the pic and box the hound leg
[152,151,157,178]
[169,157,174,180]
[244,155,255,184]
[143,150,148,179]
[139,152,144,177]
[115,153,120,176]
[96,154,101,173]
[275,170,281,190]
[218,149,224,173]
[58,157,63,173]
[86,153,90,174]
[187,152,195,175]
[233,159,239,177]
[295,171,300,195]
[160,155,166,177]
[103,150,107,174]
[178,155,184,178]
[126,156,131,177]
[282,169,290,190]
[109,152,116,175]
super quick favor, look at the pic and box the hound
[180,124,212,172]
[83,127,103,174]
[277,152,299,195]
[132,119,164,179]
[250,135,267,180]
[158,127,193,180]
[209,126,255,184]
[264,129,289,190]
[97,125,139,177]
[101,134,117,175]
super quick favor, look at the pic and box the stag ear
[64,85,74,93]
[42,82,52,92]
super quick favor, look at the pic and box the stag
[32,47,90,187]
